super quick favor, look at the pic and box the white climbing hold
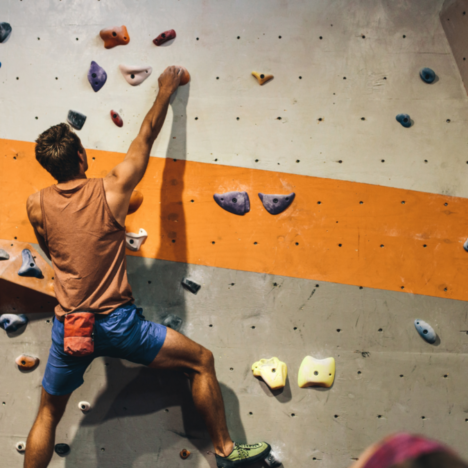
[125,228,147,251]
[119,64,153,86]
[16,441,26,452]
[78,401,91,412]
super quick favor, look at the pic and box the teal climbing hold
[18,249,43,278]
[414,319,436,344]
[419,68,436,84]
[0,22,12,43]
[54,443,70,456]
[0,248,9,260]
[396,114,411,128]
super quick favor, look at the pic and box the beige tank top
[40,178,134,319]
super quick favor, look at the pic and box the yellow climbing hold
[251,71,274,86]
[298,356,335,388]
[252,357,287,390]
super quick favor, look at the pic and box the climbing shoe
[215,442,271,468]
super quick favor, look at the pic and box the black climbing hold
[419,67,436,84]
[213,191,250,216]
[87,61,107,92]
[396,114,411,128]
[18,249,43,278]
[414,319,436,344]
[54,443,70,456]
[265,452,282,467]
[162,314,183,332]
[0,248,9,260]
[258,192,295,215]
[67,110,87,130]
[0,314,28,332]
[0,22,12,43]
[181,278,201,294]
[463,238,468,252]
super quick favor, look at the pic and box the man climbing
[24,66,270,468]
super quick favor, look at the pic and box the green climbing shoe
[215,442,271,468]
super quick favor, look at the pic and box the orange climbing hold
[252,71,274,85]
[180,449,190,459]
[16,354,39,370]
[128,190,144,215]
[179,66,190,86]
[99,25,130,49]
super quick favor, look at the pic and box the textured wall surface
[1,0,468,467]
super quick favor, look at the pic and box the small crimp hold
[0,314,28,332]
[396,113,411,128]
[16,441,26,453]
[125,228,147,251]
[67,110,87,130]
[265,452,283,467]
[153,29,176,46]
[181,278,201,294]
[88,61,107,92]
[258,193,295,215]
[110,110,123,128]
[128,190,143,215]
[419,67,436,84]
[99,25,130,49]
[414,319,437,344]
[16,354,39,370]
[119,64,153,86]
[252,357,288,390]
[54,443,70,456]
[0,22,12,43]
[179,66,190,86]
[180,449,190,459]
[18,249,43,278]
[213,191,250,216]
[298,356,335,388]
[0,248,9,260]
[162,314,183,332]
[78,401,91,412]
[252,71,274,85]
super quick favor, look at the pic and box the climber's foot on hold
[215,442,271,467]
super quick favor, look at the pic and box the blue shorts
[42,303,167,396]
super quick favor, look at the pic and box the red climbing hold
[99,25,130,49]
[179,66,190,86]
[110,110,123,128]
[153,29,176,46]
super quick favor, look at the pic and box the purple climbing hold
[0,314,28,332]
[87,61,107,92]
[258,192,295,215]
[213,191,250,216]
[18,249,43,278]
[0,22,12,43]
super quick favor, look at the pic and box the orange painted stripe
[1,138,468,301]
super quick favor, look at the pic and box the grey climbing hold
[419,68,436,84]
[414,319,436,344]
[396,114,411,128]
[18,249,43,278]
[213,191,250,216]
[54,443,70,456]
[181,278,201,294]
[87,61,107,92]
[0,314,28,332]
[265,452,283,467]
[258,192,295,215]
[463,239,468,252]
[162,314,183,332]
[0,22,12,43]
[67,110,87,130]
[0,248,9,260]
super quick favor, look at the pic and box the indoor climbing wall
[1,0,468,467]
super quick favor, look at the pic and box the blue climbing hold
[213,191,250,216]
[0,22,12,43]
[87,61,107,92]
[258,192,295,215]
[0,314,28,332]
[414,319,436,344]
[396,114,411,128]
[419,68,436,84]
[67,110,87,130]
[162,314,183,332]
[18,249,43,278]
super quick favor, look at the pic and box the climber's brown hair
[35,123,83,182]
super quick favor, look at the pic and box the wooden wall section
[2,137,468,302]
